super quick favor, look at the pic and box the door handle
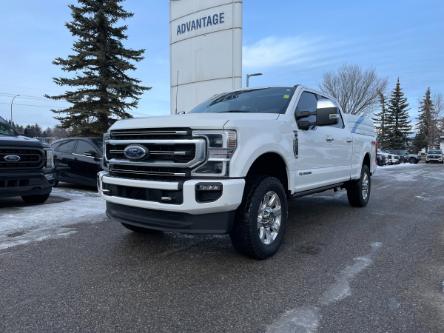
[346,138,353,143]
[325,136,334,143]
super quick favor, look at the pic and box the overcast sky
[0,0,443,128]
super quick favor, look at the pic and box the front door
[291,91,333,192]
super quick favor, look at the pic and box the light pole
[246,73,263,88]
[10,94,20,125]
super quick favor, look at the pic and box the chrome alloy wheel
[257,191,282,245]
[361,172,370,201]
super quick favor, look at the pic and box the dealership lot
[0,164,443,333]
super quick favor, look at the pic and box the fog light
[195,182,223,203]
[197,183,222,191]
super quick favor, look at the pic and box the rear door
[72,139,101,187]
[316,97,353,182]
[53,139,77,182]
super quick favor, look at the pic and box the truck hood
[0,135,44,148]
[110,113,280,131]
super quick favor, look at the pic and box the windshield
[428,150,442,154]
[190,87,295,114]
[0,121,16,136]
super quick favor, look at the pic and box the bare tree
[320,64,387,115]
[433,93,444,136]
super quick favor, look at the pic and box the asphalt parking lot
[0,164,443,333]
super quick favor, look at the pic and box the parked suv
[425,149,443,163]
[52,137,103,187]
[0,117,55,203]
[99,86,377,259]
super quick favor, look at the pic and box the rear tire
[21,193,51,204]
[347,165,371,207]
[230,176,288,260]
[121,223,162,234]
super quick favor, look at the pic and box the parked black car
[0,117,56,203]
[52,137,103,187]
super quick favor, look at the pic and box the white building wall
[170,0,243,114]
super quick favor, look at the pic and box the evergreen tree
[373,91,388,148]
[46,0,149,136]
[385,79,411,149]
[413,88,437,151]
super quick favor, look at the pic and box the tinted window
[55,140,76,153]
[190,87,295,114]
[0,120,16,136]
[76,140,98,156]
[295,92,317,124]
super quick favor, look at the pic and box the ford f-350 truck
[99,86,376,259]
[0,117,55,203]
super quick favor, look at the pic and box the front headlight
[102,132,110,171]
[192,130,237,176]
[44,148,55,169]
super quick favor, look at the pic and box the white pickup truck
[99,86,376,259]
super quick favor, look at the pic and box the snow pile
[0,187,106,250]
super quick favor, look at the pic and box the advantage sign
[170,0,243,114]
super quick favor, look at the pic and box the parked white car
[99,86,377,259]
[426,149,443,163]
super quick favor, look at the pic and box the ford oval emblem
[123,145,148,160]
[4,154,21,162]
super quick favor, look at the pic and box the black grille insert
[110,128,192,140]
[103,183,183,204]
[109,164,190,181]
[0,148,44,170]
[106,143,196,163]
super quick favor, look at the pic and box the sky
[0,0,443,129]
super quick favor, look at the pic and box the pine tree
[46,0,149,135]
[413,88,437,151]
[373,91,388,148]
[385,79,411,149]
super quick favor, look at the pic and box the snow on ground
[0,187,105,250]
[376,163,420,170]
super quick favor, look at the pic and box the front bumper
[98,172,245,233]
[426,157,443,162]
[0,170,56,198]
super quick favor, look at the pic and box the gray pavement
[0,164,443,333]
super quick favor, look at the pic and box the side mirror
[316,107,339,126]
[316,99,339,126]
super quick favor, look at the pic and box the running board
[291,182,346,198]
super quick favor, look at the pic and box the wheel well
[246,153,288,190]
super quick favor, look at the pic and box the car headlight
[44,148,55,169]
[192,130,237,176]
[102,132,110,171]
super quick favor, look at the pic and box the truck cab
[99,86,376,259]
[0,117,56,203]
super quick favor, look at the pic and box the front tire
[347,165,371,207]
[21,193,51,204]
[230,176,288,260]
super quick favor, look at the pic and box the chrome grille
[106,143,196,164]
[110,128,191,140]
[105,128,206,181]
[0,148,44,170]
